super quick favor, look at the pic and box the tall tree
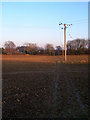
[4,41,16,49]
[67,39,88,54]
[45,44,54,55]
[4,41,16,54]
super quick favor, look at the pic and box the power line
[70,18,88,22]
[72,21,88,24]
[67,30,73,40]
[68,33,73,39]
[61,18,88,22]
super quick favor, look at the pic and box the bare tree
[23,43,38,55]
[4,41,16,54]
[45,44,54,50]
[4,41,16,49]
[55,46,62,55]
[45,44,54,55]
[67,39,88,54]
[56,46,62,51]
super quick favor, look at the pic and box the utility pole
[64,24,66,62]
[59,23,72,63]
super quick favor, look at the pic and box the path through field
[2,55,88,119]
[50,57,88,118]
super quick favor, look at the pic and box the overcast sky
[1,2,88,48]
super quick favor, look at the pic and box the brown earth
[2,55,88,119]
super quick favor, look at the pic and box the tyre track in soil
[50,60,59,119]
[50,57,87,118]
[58,57,86,112]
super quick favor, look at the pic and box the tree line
[1,38,89,55]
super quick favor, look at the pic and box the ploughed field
[2,55,88,118]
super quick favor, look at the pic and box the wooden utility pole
[59,23,72,63]
[64,24,66,62]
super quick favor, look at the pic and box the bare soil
[2,55,88,119]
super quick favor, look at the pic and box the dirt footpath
[50,57,88,118]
